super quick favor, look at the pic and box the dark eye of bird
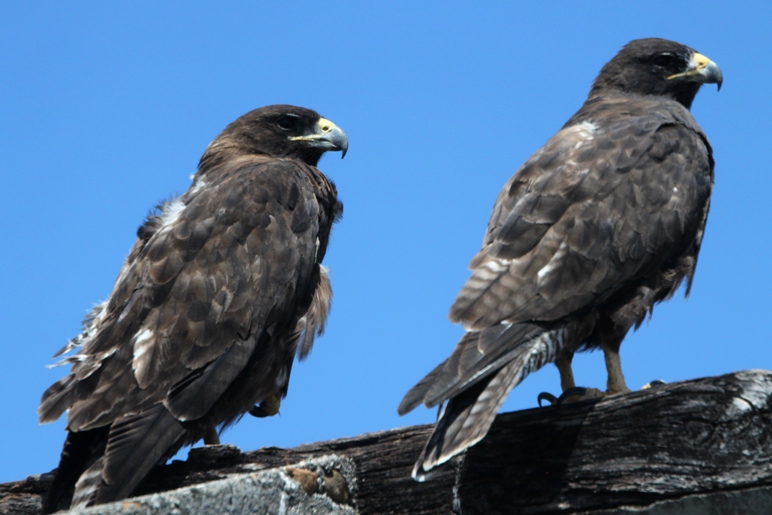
[650,53,682,70]
[276,115,300,131]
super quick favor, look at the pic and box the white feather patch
[475,259,509,281]
[158,198,186,230]
[579,120,597,136]
[570,121,597,149]
[50,300,109,364]
[537,242,568,285]
[132,328,155,361]
[274,367,288,389]
[189,177,208,195]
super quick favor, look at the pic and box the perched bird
[399,38,722,480]
[38,105,348,511]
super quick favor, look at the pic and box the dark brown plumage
[38,104,348,511]
[399,38,722,480]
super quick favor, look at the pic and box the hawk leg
[555,352,576,391]
[203,426,220,445]
[537,351,604,406]
[538,353,577,406]
[601,339,631,395]
[249,394,281,418]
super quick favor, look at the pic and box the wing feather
[41,157,333,437]
[164,338,256,421]
[451,113,711,330]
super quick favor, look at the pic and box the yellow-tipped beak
[667,52,723,91]
[290,118,349,158]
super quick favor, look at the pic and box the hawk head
[591,38,723,109]
[200,104,348,169]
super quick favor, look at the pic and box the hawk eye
[276,115,300,131]
[651,53,680,69]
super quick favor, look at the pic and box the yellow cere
[692,52,710,71]
[318,118,334,133]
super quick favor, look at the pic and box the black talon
[539,386,604,407]
[538,392,559,407]
[249,405,274,418]
[557,386,590,404]
[249,394,281,418]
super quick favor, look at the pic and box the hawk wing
[451,105,712,331]
[39,156,335,506]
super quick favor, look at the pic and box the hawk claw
[559,386,604,403]
[249,406,271,418]
[249,394,281,418]
[538,386,605,407]
[537,392,559,407]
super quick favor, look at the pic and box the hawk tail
[411,326,565,480]
[42,428,107,514]
[91,404,186,506]
[48,404,186,511]
[70,457,105,509]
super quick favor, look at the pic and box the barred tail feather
[398,359,449,416]
[412,327,565,480]
[42,428,107,514]
[95,404,185,505]
[70,458,104,510]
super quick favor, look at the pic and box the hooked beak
[290,117,349,158]
[667,52,723,91]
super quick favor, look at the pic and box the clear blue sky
[1,3,769,484]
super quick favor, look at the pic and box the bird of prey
[399,38,722,480]
[38,105,348,511]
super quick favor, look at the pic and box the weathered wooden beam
[457,369,772,513]
[3,370,771,514]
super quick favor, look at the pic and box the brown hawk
[399,38,722,480]
[39,104,348,510]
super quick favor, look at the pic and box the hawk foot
[538,386,605,407]
[249,394,281,418]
